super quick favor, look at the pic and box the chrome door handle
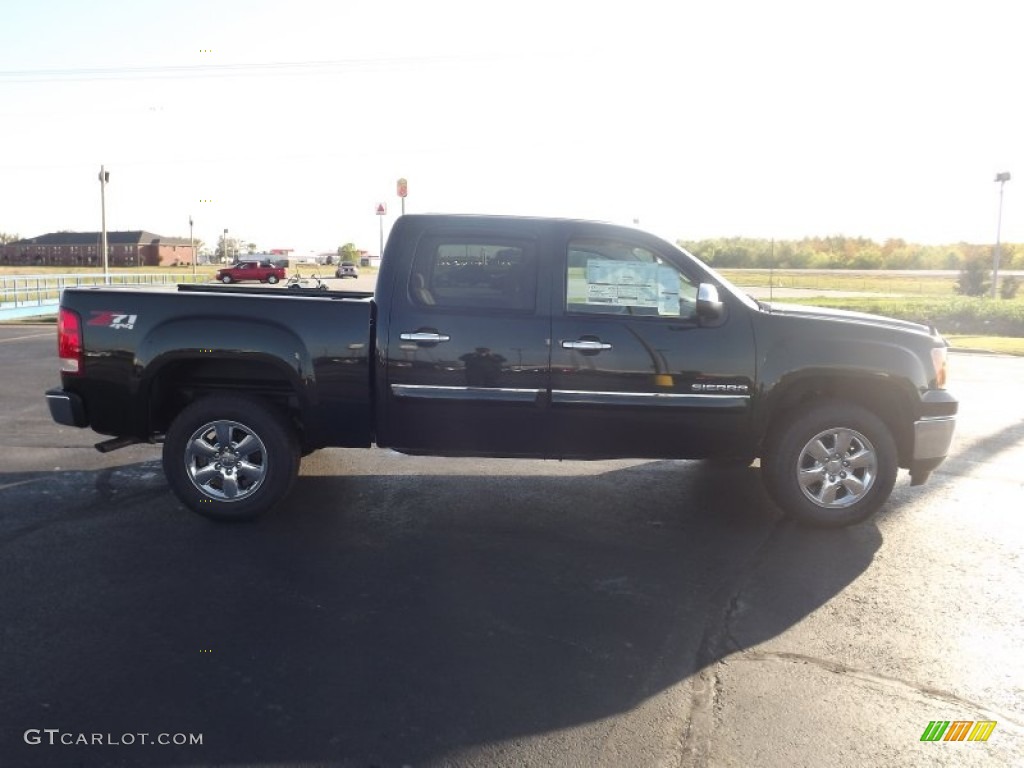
[561,339,612,351]
[400,332,451,343]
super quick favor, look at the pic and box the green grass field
[0,264,379,306]
[718,269,961,296]
[767,295,1024,336]
[717,270,1024,347]
[3,265,1021,353]
[0,265,375,278]
[943,335,1024,355]
[0,265,219,277]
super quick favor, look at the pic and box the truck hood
[761,302,934,335]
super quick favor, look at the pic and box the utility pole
[190,216,196,278]
[99,166,110,284]
[992,172,1011,299]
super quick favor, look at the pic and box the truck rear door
[381,225,552,456]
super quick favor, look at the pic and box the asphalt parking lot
[0,324,1021,767]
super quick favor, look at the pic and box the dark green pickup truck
[46,214,957,527]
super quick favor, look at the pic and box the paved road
[0,325,1021,767]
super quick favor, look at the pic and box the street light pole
[190,216,195,278]
[99,165,110,284]
[223,228,229,264]
[992,172,1011,299]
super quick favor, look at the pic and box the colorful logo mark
[920,720,997,742]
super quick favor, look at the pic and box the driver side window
[565,238,698,319]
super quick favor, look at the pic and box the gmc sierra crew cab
[45,214,958,527]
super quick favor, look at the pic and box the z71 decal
[88,311,138,330]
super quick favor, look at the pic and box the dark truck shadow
[3,411,1020,767]
[0,454,884,768]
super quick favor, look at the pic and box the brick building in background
[0,231,195,268]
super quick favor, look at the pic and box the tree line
[677,236,1019,272]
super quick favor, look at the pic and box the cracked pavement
[683,352,1024,767]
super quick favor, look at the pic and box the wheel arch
[145,356,303,433]
[758,372,917,468]
[135,316,315,448]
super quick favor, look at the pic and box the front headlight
[930,345,948,389]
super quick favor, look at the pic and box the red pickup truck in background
[215,261,286,284]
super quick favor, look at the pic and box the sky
[1,0,1021,256]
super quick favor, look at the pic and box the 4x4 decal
[87,311,138,330]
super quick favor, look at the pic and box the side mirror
[696,283,724,322]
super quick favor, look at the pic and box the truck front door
[548,227,756,459]
[382,228,551,456]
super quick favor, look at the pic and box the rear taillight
[930,345,948,389]
[58,308,83,374]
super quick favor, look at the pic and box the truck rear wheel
[762,400,897,528]
[162,395,300,521]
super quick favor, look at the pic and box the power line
[0,53,521,83]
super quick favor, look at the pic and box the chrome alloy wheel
[184,419,268,501]
[796,427,878,509]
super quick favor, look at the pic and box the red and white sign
[376,203,387,215]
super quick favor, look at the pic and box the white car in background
[335,261,359,279]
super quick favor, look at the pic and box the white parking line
[0,478,43,491]
[0,332,53,343]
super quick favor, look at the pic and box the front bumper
[45,388,88,428]
[908,389,958,485]
[912,416,957,463]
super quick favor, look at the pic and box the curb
[948,346,1021,356]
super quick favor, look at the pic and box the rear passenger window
[410,237,538,312]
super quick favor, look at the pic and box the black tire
[162,395,300,521]
[267,274,278,284]
[762,400,897,528]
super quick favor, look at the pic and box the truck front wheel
[762,400,897,528]
[162,395,300,521]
